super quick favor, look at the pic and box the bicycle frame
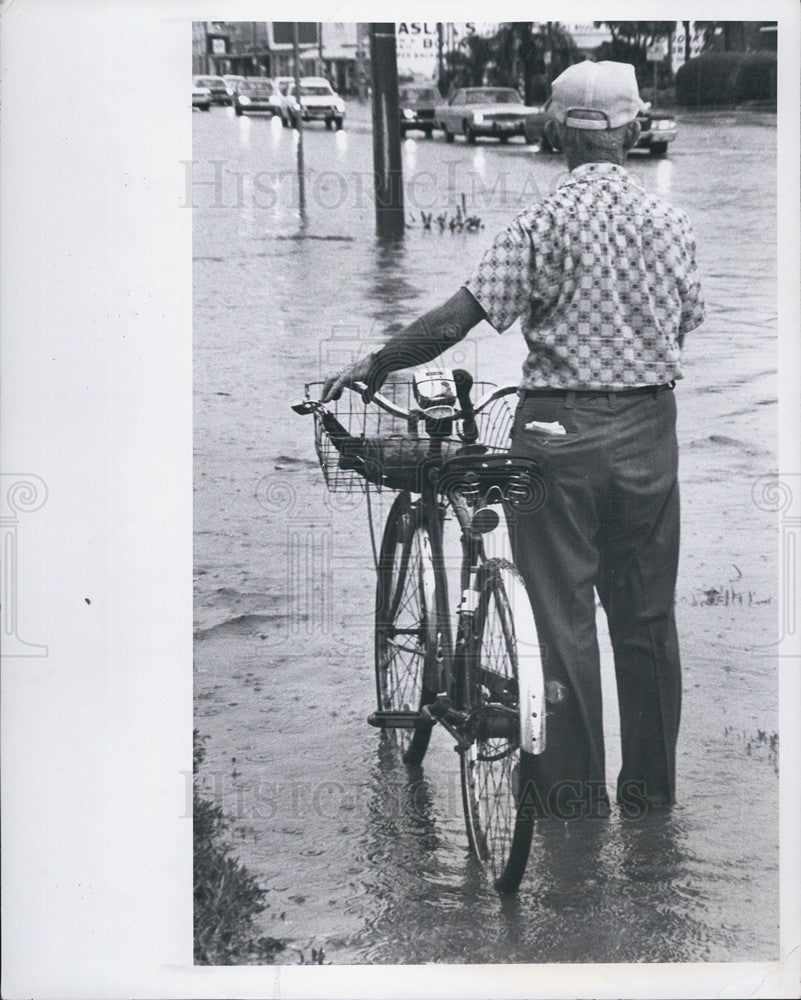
[413,470,546,757]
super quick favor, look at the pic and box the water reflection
[616,811,684,883]
[360,738,442,879]
[367,238,421,335]
[654,157,675,194]
[527,817,608,902]
[349,786,729,963]
[334,128,348,159]
[237,113,251,147]
[269,115,283,153]
[470,147,487,178]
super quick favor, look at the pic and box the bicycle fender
[504,569,547,756]
[518,648,547,755]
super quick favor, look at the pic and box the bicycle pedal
[426,692,453,715]
[367,710,432,730]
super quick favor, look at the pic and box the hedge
[675,51,777,107]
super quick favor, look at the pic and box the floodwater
[193,105,779,964]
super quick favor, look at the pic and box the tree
[492,23,540,102]
[493,22,581,104]
[437,22,581,103]
[693,21,776,53]
[438,32,494,96]
[595,21,675,88]
[598,21,675,50]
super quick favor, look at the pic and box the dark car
[193,75,231,106]
[399,84,438,138]
[524,96,677,156]
[234,78,282,116]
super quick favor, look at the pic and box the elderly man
[323,61,704,818]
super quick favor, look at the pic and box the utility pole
[292,23,306,223]
[667,29,673,84]
[355,24,367,102]
[369,23,404,240]
[545,22,554,89]
[437,22,444,90]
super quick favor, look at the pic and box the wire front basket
[304,377,515,494]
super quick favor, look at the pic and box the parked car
[193,75,231,106]
[435,87,529,144]
[282,77,345,130]
[234,78,282,116]
[523,97,678,156]
[399,83,438,138]
[192,83,211,112]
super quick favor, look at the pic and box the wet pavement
[193,104,779,963]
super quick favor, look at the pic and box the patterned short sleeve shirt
[464,162,705,390]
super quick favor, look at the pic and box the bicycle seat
[437,453,546,512]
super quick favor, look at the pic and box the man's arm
[321,287,485,402]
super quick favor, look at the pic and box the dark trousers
[507,387,681,818]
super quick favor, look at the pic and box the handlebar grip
[453,369,479,444]
[291,399,317,415]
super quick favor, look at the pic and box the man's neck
[567,152,626,171]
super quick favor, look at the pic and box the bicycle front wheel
[375,492,438,764]
[460,558,545,893]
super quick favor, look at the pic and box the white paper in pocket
[524,420,567,436]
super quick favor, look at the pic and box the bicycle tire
[460,557,544,893]
[375,492,438,764]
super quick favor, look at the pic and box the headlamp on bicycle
[412,367,458,420]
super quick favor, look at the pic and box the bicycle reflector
[470,506,500,534]
[413,367,457,419]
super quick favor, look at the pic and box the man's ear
[622,119,641,151]
[543,118,563,152]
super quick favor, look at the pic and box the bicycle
[293,367,548,893]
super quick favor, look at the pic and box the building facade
[267,22,320,77]
[298,23,369,93]
[191,21,319,79]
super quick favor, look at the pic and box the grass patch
[194,731,285,964]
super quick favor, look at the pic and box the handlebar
[292,380,518,422]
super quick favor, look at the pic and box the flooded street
[193,105,779,963]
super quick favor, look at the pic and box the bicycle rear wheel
[375,492,438,764]
[460,558,544,893]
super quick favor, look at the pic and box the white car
[192,84,211,112]
[436,86,529,144]
[282,77,345,130]
[192,75,231,106]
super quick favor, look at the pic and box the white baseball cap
[550,61,648,130]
